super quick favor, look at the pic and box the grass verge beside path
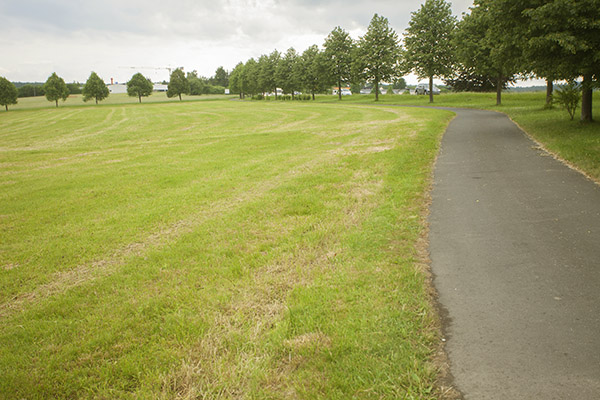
[317,92,600,182]
[0,100,452,398]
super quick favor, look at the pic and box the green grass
[316,91,600,181]
[0,100,452,398]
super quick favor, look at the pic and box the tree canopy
[44,72,69,107]
[82,72,109,104]
[323,27,354,100]
[0,77,18,111]
[404,0,457,103]
[354,14,401,101]
[167,68,189,101]
[127,73,153,103]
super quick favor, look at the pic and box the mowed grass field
[0,99,452,398]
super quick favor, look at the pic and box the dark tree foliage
[323,26,354,100]
[212,66,230,87]
[0,77,18,111]
[444,68,514,92]
[82,72,109,104]
[127,73,153,103]
[44,72,70,107]
[17,84,45,98]
[167,68,189,100]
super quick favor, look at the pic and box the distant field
[8,92,230,110]
[0,100,452,398]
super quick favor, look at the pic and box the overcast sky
[1,0,477,84]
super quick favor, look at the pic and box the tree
[393,77,407,90]
[229,62,244,98]
[241,58,259,97]
[82,72,109,104]
[525,0,600,122]
[300,45,330,100]
[454,0,524,105]
[354,14,401,101]
[127,73,153,103]
[187,70,206,95]
[258,50,280,97]
[404,0,457,103]
[276,48,301,98]
[167,68,189,101]
[323,27,354,100]
[44,72,70,107]
[213,66,230,87]
[0,77,18,111]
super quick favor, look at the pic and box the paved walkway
[429,108,600,399]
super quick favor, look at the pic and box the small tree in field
[44,72,69,107]
[82,72,109,104]
[127,73,153,103]
[0,77,18,111]
[167,68,189,101]
[323,26,354,100]
[555,81,581,121]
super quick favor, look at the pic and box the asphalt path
[428,108,600,399]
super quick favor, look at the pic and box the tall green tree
[127,73,153,103]
[525,0,600,121]
[229,62,244,98]
[44,72,70,107]
[167,68,189,101]
[404,0,457,103]
[213,66,229,87]
[300,45,330,100]
[0,77,18,111]
[355,14,401,101]
[276,48,301,98]
[82,72,109,104]
[241,58,259,97]
[323,27,354,100]
[258,50,280,98]
[454,0,524,105]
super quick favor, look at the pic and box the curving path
[428,108,600,399]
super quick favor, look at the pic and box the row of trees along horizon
[0,0,598,121]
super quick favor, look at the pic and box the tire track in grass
[0,129,373,319]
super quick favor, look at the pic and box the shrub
[555,81,581,121]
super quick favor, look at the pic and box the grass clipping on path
[0,101,452,399]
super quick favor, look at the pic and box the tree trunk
[429,75,434,104]
[179,93,182,101]
[375,80,379,102]
[5,105,7,111]
[338,78,342,101]
[55,99,58,108]
[96,98,98,105]
[581,74,593,122]
[545,79,553,107]
[139,95,142,104]
[312,92,315,100]
[496,73,502,106]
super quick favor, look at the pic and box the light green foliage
[0,77,18,111]
[323,26,355,100]
[127,72,153,103]
[276,47,301,98]
[354,14,401,101]
[44,72,69,107]
[404,0,457,103]
[0,100,450,399]
[167,68,189,101]
[555,81,582,120]
[82,71,109,104]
